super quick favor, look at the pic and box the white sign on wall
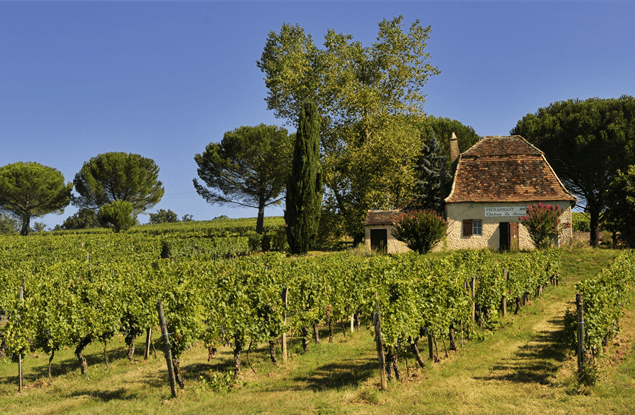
[484,206,527,218]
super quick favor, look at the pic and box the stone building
[364,209,410,253]
[444,135,576,250]
[364,135,576,253]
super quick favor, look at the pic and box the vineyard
[0,222,634,414]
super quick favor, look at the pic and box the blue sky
[1,1,634,228]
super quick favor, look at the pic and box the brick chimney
[450,132,460,173]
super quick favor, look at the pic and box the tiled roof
[364,210,405,226]
[445,135,577,203]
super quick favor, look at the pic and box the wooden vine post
[281,287,288,363]
[156,301,178,398]
[576,293,585,373]
[18,286,23,394]
[373,297,388,390]
[144,328,152,360]
[471,276,476,323]
[501,268,508,317]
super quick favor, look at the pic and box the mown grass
[0,247,631,414]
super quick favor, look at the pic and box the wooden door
[499,222,510,250]
[370,229,388,253]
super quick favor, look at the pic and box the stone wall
[364,225,411,254]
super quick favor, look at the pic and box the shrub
[98,200,137,233]
[519,203,570,250]
[391,210,447,254]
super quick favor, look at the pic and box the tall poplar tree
[286,102,323,254]
[259,16,439,243]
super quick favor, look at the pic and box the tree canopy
[193,124,293,234]
[98,200,137,233]
[258,16,439,242]
[0,162,72,236]
[511,95,635,246]
[72,152,164,214]
[61,208,101,230]
[0,212,19,235]
[422,115,481,173]
[149,209,179,224]
[605,165,635,248]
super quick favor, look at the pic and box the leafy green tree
[286,102,323,254]
[61,208,101,230]
[0,212,19,235]
[511,95,635,246]
[72,152,164,214]
[258,16,439,243]
[98,200,137,233]
[193,124,293,234]
[0,162,73,236]
[181,214,194,222]
[149,209,179,224]
[605,166,635,247]
[391,210,447,254]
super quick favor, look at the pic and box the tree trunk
[515,296,521,314]
[353,233,363,248]
[256,202,265,235]
[313,323,320,344]
[302,326,310,353]
[393,351,401,381]
[340,319,347,336]
[354,311,361,331]
[127,333,136,362]
[0,333,6,359]
[75,336,92,375]
[328,318,333,343]
[385,351,394,380]
[589,210,600,247]
[234,340,242,376]
[385,350,401,381]
[48,350,55,379]
[411,339,425,368]
[20,214,30,236]
[269,340,277,364]
[173,358,185,389]
[449,325,457,351]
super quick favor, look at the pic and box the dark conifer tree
[285,102,323,254]
[412,131,447,213]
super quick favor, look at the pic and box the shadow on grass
[474,324,569,385]
[290,358,377,391]
[67,387,138,401]
[24,343,145,381]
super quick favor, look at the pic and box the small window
[473,220,482,236]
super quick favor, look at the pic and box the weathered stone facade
[363,223,411,254]
[445,201,573,250]
[444,135,576,250]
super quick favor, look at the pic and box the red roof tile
[364,210,405,226]
[445,136,577,203]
